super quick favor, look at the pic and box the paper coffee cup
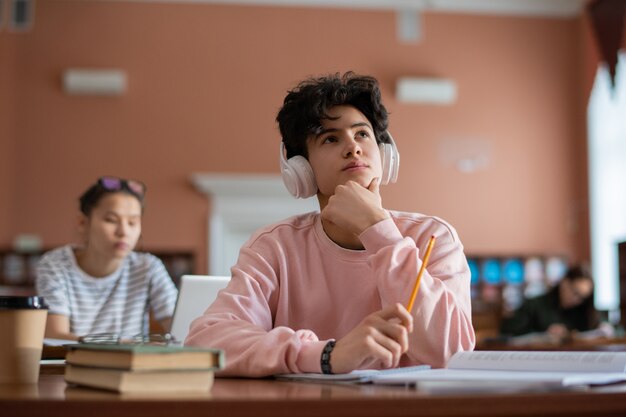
[0,296,48,384]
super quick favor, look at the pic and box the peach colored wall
[6,1,589,272]
[0,33,16,244]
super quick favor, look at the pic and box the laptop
[169,275,230,343]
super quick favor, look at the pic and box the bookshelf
[148,250,195,288]
[0,248,195,296]
[467,254,569,340]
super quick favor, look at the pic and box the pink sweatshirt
[185,210,475,377]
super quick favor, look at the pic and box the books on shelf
[64,343,224,393]
[372,350,626,390]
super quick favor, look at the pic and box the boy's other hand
[329,303,413,374]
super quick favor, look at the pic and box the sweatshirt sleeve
[359,217,475,368]
[184,244,327,377]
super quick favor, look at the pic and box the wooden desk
[3,374,626,417]
[477,336,626,352]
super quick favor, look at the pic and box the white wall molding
[191,173,318,275]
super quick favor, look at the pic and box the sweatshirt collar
[313,215,370,262]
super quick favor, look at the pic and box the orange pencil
[406,235,436,313]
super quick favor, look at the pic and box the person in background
[186,72,475,376]
[36,176,178,341]
[500,264,610,343]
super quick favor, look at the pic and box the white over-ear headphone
[279,132,400,199]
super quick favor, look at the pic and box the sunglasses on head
[98,176,147,197]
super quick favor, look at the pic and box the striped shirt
[36,245,178,338]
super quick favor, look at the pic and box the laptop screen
[169,275,230,343]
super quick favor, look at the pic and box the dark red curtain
[587,0,626,88]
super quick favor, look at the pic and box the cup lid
[0,296,48,310]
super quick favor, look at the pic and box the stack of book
[64,343,224,393]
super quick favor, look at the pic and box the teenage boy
[186,72,475,376]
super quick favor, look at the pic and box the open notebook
[372,351,626,390]
[169,275,230,343]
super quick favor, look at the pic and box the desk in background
[3,373,626,417]
[476,336,626,352]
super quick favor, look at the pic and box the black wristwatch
[320,340,336,374]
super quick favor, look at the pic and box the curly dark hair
[276,71,390,159]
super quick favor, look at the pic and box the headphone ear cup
[389,143,400,183]
[287,155,317,198]
[379,142,400,185]
[379,143,392,185]
[280,143,317,198]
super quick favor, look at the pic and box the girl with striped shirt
[36,176,178,340]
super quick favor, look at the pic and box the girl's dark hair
[276,71,390,159]
[79,181,145,216]
[563,264,593,283]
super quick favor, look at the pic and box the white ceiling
[121,0,587,18]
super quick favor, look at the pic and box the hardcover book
[65,343,224,371]
[65,365,214,393]
[64,343,224,393]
